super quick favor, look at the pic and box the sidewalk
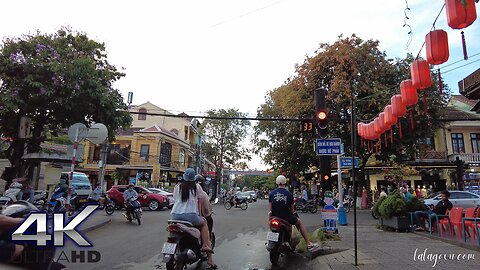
[308,214,480,270]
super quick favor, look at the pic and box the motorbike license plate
[267,232,279,242]
[162,242,177,255]
[78,199,87,203]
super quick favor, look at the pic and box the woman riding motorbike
[170,168,215,268]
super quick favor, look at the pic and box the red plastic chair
[465,208,480,239]
[439,207,463,237]
[432,209,450,236]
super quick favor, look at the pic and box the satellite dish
[88,123,108,144]
[68,123,88,143]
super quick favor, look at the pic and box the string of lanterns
[357,0,477,153]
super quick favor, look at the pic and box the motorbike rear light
[270,219,280,230]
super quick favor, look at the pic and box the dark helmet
[195,174,205,183]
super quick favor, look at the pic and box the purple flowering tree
[0,28,132,182]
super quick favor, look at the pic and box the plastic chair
[439,207,463,237]
[430,209,449,236]
[463,208,477,239]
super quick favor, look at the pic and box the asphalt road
[57,200,374,270]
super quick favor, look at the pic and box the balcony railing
[448,153,480,163]
[415,151,448,162]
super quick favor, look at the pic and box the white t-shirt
[171,183,205,215]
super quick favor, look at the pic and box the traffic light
[315,88,328,137]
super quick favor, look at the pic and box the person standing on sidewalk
[413,190,453,231]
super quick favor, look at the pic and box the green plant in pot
[378,191,407,218]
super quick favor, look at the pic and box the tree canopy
[254,34,448,182]
[201,109,251,178]
[0,28,132,178]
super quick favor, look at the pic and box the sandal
[307,243,319,250]
[206,264,218,270]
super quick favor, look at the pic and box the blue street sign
[340,157,360,168]
[316,138,341,156]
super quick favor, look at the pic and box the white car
[149,188,174,209]
[423,191,480,209]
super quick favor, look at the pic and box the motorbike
[223,196,248,210]
[162,214,216,270]
[0,182,23,206]
[0,201,65,270]
[46,192,77,216]
[266,215,300,266]
[342,195,354,213]
[88,194,115,215]
[124,196,142,225]
[371,206,380,219]
[294,200,318,213]
[33,190,48,210]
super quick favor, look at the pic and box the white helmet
[276,175,287,185]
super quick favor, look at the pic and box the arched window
[138,108,147,120]
[179,149,185,166]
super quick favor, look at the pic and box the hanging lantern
[384,105,398,127]
[400,80,418,106]
[410,58,431,89]
[391,95,407,117]
[357,122,362,137]
[374,117,382,135]
[445,0,477,29]
[379,112,387,133]
[425,29,449,65]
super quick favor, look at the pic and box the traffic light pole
[351,88,358,266]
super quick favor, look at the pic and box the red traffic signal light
[317,110,327,121]
[323,174,329,181]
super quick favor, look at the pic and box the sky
[1,0,479,169]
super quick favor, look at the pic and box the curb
[80,218,111,234]
[412,231,480,252]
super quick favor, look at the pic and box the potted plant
[378,191,409,231]
[405,197,427,225]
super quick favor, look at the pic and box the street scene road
[58,200,480,270]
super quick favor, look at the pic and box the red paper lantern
[384,105,398,127]
[400,80,418,106]
[445,0,477,29]
[374,118,382,134]
[357,122,364,137]
[391,95,407,117]
[411,59,431,89]
[379,112,387,132]
[426,29,449,65]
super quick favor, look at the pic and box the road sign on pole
[340,157,360,168]
[316,138,341,156]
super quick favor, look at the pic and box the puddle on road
[109,229,313,270]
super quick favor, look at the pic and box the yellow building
[79,102,215,188]
[362,95,480,194]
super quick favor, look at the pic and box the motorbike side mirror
[213,198,219,205]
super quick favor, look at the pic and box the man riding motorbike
[195,174,216,269]
[269,175,317,250]
[50,175,69,209]
[123,183,139,221]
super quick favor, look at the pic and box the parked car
[60,172,92,205]
[106,185,169,211]
[148,188,174,209]
[240,192,253,203]
[246,191,257,202]
[423,191,480,209]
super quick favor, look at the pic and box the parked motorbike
[0,201,65,270]
[223,196,248,210]
[294,200,318,213]
[266,215,300,266]
[162,218,216,270]
[371,206,380,219]
[124,196,142,225]
[342,195,354,213]
[33,190,48,210]
[0,182,23,206]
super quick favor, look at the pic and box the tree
[254,34,448,187]
[0,28,132,181]
[201,109,251,195]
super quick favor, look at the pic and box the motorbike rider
[51,175,69,207]
[195,174,217,270]
[123,183,139,220]
[16,178,35,203]
[170,168,213,255]
[88,183,104,206]
[269,175,317,250]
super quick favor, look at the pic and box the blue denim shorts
[171,213,203,226]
